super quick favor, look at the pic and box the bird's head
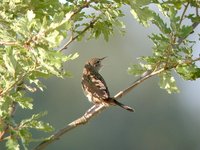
[87,57,107,72]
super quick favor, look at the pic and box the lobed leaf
[159,71,179,94]
[19,112,54,132]
[6,138,20,150]
[176,64,200,80]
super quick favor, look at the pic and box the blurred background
[2,6,200,150]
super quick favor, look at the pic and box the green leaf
[3,53,16,77]
[91,21,113,41]
[27,10,35,21]
[17,96,33,109]
[62,70,73,77]
[11,92,33,109]
[45,30,61,47]
[41,16,48,31]
[24,84,37,92]
[6,138,20,150]
[168,6,179,31]
[29,79,45,91]
[67,52,79,60]
[130,6,154,27]
[42,63,61,76]
[0,96,12,117]
[159,71,179,94]
[178,25,193,38]
[187,14,200,23]
[50,12,65,28]
[128,64,147,76]
[176,64,200,80]
[19,112,54,132]
[18,128,32,150]
[151,13,171,34]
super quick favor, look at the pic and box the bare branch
[33,105,105,150]
[114,69,164,100]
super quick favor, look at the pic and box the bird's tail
[107,98,134,112]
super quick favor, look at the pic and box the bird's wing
[81,72,110,101]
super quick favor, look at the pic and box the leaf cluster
[0,0,78,149]
[128,0,200,93]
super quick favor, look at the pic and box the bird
[81,57,134,112]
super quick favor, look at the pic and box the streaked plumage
[81,57,134,112]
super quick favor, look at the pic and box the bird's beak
[100,56,107,60]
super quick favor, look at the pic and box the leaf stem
[179,2,189,26]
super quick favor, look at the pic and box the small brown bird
[81,57,134,112]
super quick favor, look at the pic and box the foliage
[0,0,128,149]
[0,0,199,149]
[128,0,200,93]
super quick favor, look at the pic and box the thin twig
[196,7,199,16]
[59,18,98,51]
[179,2,189,25]
[0,125,8,141]
[0,41,18,46]
[114,69,164,100]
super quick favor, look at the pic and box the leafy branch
[34,54,200,150]
[24,1,94,49]
[59,1,124,51]
[0,0,200,149]
[34,1,200,149]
